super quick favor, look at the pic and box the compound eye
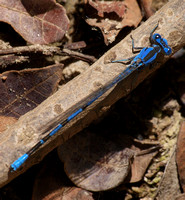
[155,34,161,39]
[163,47,172,55]
[166,47,172,55]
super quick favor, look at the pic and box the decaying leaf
[155,148,181,199]
[58,131,159,191]
[176,67,185,106]
[0,0,69,44]
[85,0,142,45]
[0,64,63,133]
[140,0,154,18]
[32,155,93,200]
[176,121,185,192]
[175,194,185,200]
[126,139,159,183]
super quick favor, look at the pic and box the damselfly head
[152,33,172,55]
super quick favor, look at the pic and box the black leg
[111,55,136,63]
[150,21,159,40]
[130,35,144,53]
[112,33,146,63]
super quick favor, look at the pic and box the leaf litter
[0,0,184,200]
[85,0,142,45]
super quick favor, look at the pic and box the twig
[63,41,86,50]
[0,44,96,63]
[0,44,61,56]
[62,48,97,63]
[0,55,29,69]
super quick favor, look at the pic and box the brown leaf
[58,131,159,191]
[129,141,159,183]
[85,0,142,45]
[0,64,63,132]
[175,194,185,200]
[0,0,69,44]
[176,68,185,106]
[110,134,159,183]
[140,0,155,18]
[156,149,181,199]
[58,131,134,191]
[0,116,17,133]
[32,156,94,200]
[176,121,185,192]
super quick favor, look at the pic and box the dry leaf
[140,0,154,18]
[58,131,134,191]
[176,121,185,192]
[156,149,181,199]
[85,0,142,45]
[32,155,94,200]
[0,64,63,132]
[0,0,69,44]
[58,131,158,191]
